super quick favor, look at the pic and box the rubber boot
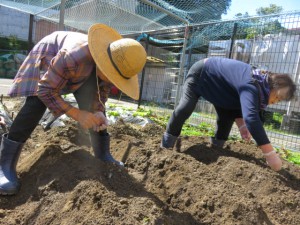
[0,133,24,195]
[91,134,124,166]
[210,137,226,148]
[161,132,178,149]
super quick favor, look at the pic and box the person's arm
[37,50,76,117]
[239,84,282,171]
[37,50,103,129]
[65,107,103,130]
[235,118,251,141]
[239,84,269,144]
[0,116,5,125]
[259,143,282,171]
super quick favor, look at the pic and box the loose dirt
[0,97,299,225]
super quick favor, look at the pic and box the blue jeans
[8,71,107,143]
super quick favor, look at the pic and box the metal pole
[138,34,150,108]
[174,25,189,106]
[27,14,34,52]
[139,0,189,108]
[286,35,300,117]
[229,23,238,59]
[59,0,66,31]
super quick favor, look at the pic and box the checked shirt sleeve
[37,50,75,118]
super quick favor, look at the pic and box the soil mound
[0,99,299,225]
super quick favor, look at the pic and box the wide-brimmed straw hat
[88,23,147,100]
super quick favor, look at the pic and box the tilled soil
[0,97,299,225]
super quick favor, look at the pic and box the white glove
[93,112,109,132]
[238,124,252,142]
[0,116,5,125]
[264,150,282,171]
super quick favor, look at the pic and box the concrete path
[0,78,13,96]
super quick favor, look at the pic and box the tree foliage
[234,4,285,39]
[256,4,283,16]
[0,35,28,51]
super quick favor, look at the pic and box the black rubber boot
[91,134,124,166]
[0,133,24,195]
[210,137,226,148]
[161,132,178,149]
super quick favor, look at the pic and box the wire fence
[137,13,300,151]
[0,2,300,151]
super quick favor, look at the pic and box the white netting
[0,0,231,34]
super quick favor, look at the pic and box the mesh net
[0,0,231,34]
[1,1,300,150]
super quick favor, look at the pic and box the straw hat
[88,24,147,100]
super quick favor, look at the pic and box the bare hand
[77,110,102,130]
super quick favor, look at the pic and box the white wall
[0,6,29,40]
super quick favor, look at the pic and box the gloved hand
[0,116,5,125]
[238,124,252,142]
[67,108,101,130]
[93,112,109,132]
[0,116,7,132]
[264,150,282,171]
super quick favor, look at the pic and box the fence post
[59,0,66,31]
[138,34,149,108]
[27,14,34,52]
[175,25,189,107]
[229,22,238,59]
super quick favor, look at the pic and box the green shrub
[0,35,29,51]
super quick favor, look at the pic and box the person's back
[35,31,88,52]
[197,57,253,109]
[9,31,90,98]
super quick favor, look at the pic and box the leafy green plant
[228,134,240,141]
[143,216,150,223]
[107,111,120,117]
[133,108,153,117]
[277,146,300,165]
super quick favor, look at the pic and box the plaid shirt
[8,31,110,117]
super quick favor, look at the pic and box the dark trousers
[8,73,107,143]
[166,59,242,140]
[214,106,242,140]
[166,60,205,136]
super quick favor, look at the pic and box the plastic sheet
[0,94,152,132]
[106,104,152,127]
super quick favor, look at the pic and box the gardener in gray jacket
[161,57,296,171]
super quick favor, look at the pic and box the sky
[221,0,300,20]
